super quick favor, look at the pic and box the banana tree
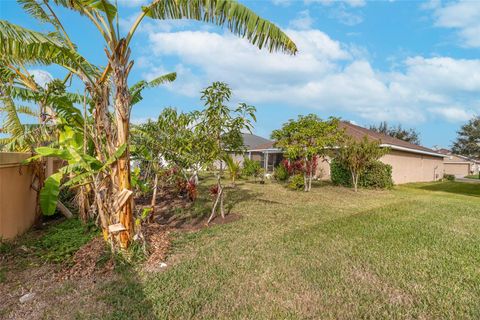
[1,0,297,250]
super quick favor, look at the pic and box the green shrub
[444,174,455,181]
[242,158,262,178]
[361,161,393,189]
[274,164,289,182]
[288,174,305,190]
[330,160,351,187]
[331,159,393,189]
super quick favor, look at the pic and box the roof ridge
[340,121,439,154]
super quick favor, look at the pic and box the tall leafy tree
[1,0,297,249]
[452,116,480,158]
[369,121,421,145]
[336,136,388,192]
[272,115,342,192]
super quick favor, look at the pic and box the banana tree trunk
[111,40,135,249]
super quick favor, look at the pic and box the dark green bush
[330,160,352,187]
[444,174,455,181]
[288,174,305,190]
[331,159,393,189]
[242,158,261,178]
[361,161,393,189]
[274,164,289,182]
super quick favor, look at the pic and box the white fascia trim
[380,144,446,158]
[247,148,283,153]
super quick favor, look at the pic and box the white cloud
[428,0,480,47]
[429,107,474,122]
[140,28,480,123]
[329,5,363,26]
[29,69,53,88]
[289,10,315,30]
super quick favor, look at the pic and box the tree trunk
[308,164,313,192]
[352,171,358,192]
[207,177,223,224]
[149,173,159,222]
[110,40,135,249]
[303,157,308,192]
[220,185,225,219]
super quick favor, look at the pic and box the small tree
[336,136,388,192]
[196,82,256,224]
[131,107,207,212]
[271,115,342,192]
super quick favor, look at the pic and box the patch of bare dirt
[350,266,413,306]
[59,237,114,280]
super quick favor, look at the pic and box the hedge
[331,159,393,189]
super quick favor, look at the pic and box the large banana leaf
[40,171,62,215]
[130,72,177,106]
[142,0,297,54]
[0,20,99,79]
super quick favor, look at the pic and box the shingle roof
[241,133,274,150]
[246,122,443,157]
[339,121,442,156]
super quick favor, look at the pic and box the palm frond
[16,105,40,117]
[0,20,99,80]
[142,0,297,54]
[1,96,24,139]
[130,72,177,106]
[18,0,53,24]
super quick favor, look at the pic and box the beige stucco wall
[315,150,443,184]
[316,156,332,180]
[444,163,470,177]
[380,150,443,184]
[0,153,38,240]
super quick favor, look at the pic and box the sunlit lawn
[92,180,480,319]
[3,180,480,319]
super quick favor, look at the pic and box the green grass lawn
[4,181,480,319]
[465,174,480,179]
[94,180,480,319]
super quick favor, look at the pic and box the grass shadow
[97,261,157,320]
[411,181,480,198]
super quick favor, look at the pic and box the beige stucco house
[437,149,479,177]
[243,121,446,185]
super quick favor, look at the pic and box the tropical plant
[288,173,305,191]
[242,157,262,180]
[2,0,296,250]
[131,107,204,213]
[223,154,241,185]
[273,163,289,182]
[335,136,389,192]
[271,114,343,192]
[196,82,256,224]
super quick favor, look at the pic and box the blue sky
[2,0,480,148]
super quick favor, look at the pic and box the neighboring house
[242,122,446,184]
[334,122,445,184]
[437,149,480,177]
[239,133,284,172]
